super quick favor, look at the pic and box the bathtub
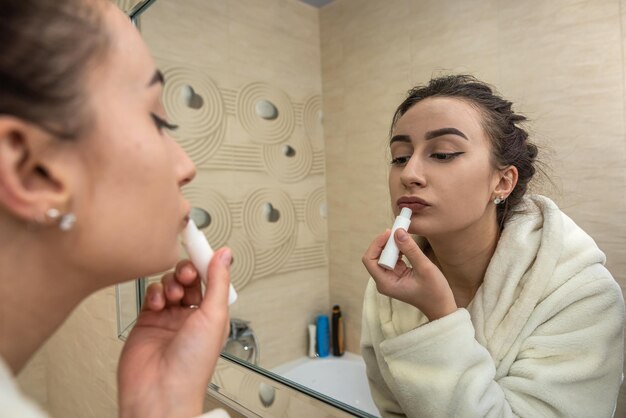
[272,352,381,417]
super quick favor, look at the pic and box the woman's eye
[150,113,179,133]
[430,152,465,161]
[390,155,411,166]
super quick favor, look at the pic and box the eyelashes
[150,113,179,132]
[390,156,411,166]
[431,151,465,160]
[390,152,465,166]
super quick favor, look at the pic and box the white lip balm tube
[378,207,413,270]
[181,219,238,305]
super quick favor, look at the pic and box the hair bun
[526,143,538,160]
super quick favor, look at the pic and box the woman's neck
[425,216,501,308]
[0,222,91,374]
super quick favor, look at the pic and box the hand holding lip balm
[378,207,413,270]
[181,219,238,305]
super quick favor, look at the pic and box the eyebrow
[148,69,165,87]
[389,127,468,145]
[389,134,412,145]
[425,127,468,141]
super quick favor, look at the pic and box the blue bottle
[316,315,330,357]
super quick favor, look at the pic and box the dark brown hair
[0,0,111,139]
[391,74,540,227]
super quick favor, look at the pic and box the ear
[0,116,72,223]
[493,165,519,199]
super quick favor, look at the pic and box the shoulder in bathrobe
[361,195,625,418]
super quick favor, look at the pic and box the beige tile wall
[320,0,626,414]
[139,0,329,370]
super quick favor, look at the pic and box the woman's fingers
[144,253,230,314]
[142,282,166,311]
[174,260,203,306]
[144,261,204,310]
[174,260,198,286]
[178,247,231,352]
[393,229,430,269]
[162,273,184,306]
[199,247,231,316]
[360,230,457,319]
[361,230,392,275]
[361,229,430,296]
[181,279,203,307]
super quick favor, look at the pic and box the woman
[0,0,231,417]
[361,75,625,417]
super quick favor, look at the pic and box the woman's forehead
[395,97,485,137]
[95,4,156,93]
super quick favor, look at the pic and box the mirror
[116,0,626,417]
[117,0,377,416]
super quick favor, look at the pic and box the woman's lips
[399,202,428,212]
[397,197,430,212]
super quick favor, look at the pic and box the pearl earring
[59,213,76,231]
[46,208,60,219]
[46,208,77,231]
[493,196,506,205]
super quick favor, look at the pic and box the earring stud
[59,213,76,231]
[494,197,503,205]
[45,208,76,231]
[46,208,60,219]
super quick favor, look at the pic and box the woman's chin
[137,249,180,279]
[408,224,430,236]
[408,226,442,240]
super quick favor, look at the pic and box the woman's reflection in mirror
[361,74,625,418]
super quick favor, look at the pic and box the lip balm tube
[181,219,238,305]
[378,207,412,270]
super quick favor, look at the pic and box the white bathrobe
[361,195,625,418]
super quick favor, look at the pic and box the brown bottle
[331,305,344,356]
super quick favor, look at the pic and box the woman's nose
[400,156,426,188]
[174,142,196,187]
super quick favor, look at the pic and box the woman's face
[67,4,195,281]
[388,97,501,238]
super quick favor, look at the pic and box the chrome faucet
[224,318,260,365]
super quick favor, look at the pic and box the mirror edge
[212,354,377,418]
